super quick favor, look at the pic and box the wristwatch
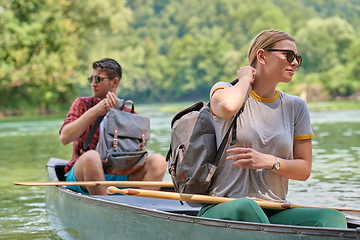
[271,157,280,171]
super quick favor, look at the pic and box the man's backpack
[84,100,150,176]
[166,80,243,195]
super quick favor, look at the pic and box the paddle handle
[106,187,240,204]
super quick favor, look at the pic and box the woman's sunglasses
[87,76,114,84]
[265,49,302,66]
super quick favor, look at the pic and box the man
[59,58,167,195]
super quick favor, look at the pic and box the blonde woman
[198,30,347,228]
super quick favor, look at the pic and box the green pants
[197,198,347,229]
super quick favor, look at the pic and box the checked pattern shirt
[60,97,133,174]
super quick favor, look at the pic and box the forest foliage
[0,0,360,115]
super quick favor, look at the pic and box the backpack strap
[82,115,105,152]
[120,100,135,113]
[230,78,239,85]
[210,102,243,167]
[213,78,247,166]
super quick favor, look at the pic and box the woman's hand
[237,66,256,85]
[226,140,313,181]
[211,66,256,119]
[226,147,274,170]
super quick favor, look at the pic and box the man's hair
[92,58,122,79]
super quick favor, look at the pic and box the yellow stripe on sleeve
[210,86,226,98]
[294,133,315,140]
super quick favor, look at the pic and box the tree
[0,0,78,114]
[165,33,235,100]
[1,0,360,114]
[295,16,356,98]
[0,0,132,115]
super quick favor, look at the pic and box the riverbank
[158,100,360,113]
[307,100,360,111]
[0,100,359,118]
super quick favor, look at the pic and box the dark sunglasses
[87,76,114,84]
[265,49,302,66]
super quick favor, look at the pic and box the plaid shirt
[60,97,133,174]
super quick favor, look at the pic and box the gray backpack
[84,100,150,176]
[166,80,243,194]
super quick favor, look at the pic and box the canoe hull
[45,158,359,240]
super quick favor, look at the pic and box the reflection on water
[0,104,359,239]
[288,109,360,208]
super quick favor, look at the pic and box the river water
[0,102,359,239]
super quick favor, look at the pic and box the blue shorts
[65,167,128,195]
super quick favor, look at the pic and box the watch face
[274,162,280,170]
[272,158,280,170]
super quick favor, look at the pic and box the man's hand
[93,91,118,116]
[106,92,118,108]
[92,99,109,116]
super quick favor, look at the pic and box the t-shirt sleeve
[210,82,232,98]
[293,97,314,140]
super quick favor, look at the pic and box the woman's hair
[92,58,122,79]
[248,30,295,68]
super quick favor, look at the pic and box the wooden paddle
[106,187,360,220]
[13,181,174,188]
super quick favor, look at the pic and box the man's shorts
[65,167,128,195]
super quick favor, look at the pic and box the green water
[0,103,359,239]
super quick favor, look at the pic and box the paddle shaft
[13,181,174,188]
[107,187,360,214]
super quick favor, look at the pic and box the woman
[197,30,347,228]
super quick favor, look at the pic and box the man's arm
[59,99,108,145]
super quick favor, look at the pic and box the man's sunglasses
[265,49,302,66]
[87,76,114,84]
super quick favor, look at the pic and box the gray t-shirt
[208,82,314,202]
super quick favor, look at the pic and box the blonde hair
[248,30,295,68]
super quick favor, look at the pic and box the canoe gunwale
[45,158,360,239]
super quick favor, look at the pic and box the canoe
[45,157,360,240]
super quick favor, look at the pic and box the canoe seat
[55,165,66,181]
